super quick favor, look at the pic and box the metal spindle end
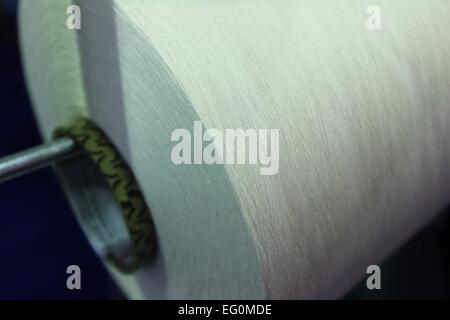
[0,138,79,183]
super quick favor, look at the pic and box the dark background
[0,0,449,300]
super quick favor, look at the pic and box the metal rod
[0,138,79,183]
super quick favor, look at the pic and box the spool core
[0,118,157,274]
[54,118,157,273]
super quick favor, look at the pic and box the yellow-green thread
[54,118,156,273]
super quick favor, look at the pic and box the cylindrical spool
[19,0,450,299]
[54,118,157,274]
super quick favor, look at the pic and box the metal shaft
[0,138,78,183]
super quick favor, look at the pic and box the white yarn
[20,0,450,299]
